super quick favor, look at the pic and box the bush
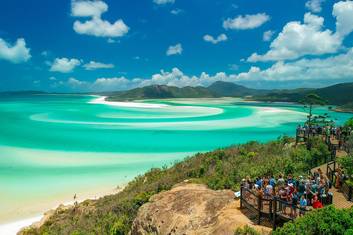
[234,225,260,235]
[345,118,353,128]
[273,206,353,235]
[338,155,353,178]
[110,215,129,235]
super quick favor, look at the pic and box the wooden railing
[326,160,353,202]
[239,186,330,229]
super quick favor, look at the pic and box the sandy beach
[89,96,169,108]
[0,186,123,235]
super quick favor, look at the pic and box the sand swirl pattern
[0,94,352,226]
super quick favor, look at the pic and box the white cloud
[166,43,182,56]
[67,77,88,89]
[71,0,129,38]
[203,34,228,44]
[171,8,183,15]
[0,38,31,63]
[73,17,129,38]
[92,77,133,91]
[83,61,114,70]
[248,13,341,62]
[223,13,270,30]
[71,0,108,17]
[50,58,81,73]
[240,48,353,82]
[263,30,275,42]
[305,0,325,13]
[228,64,239,71]
[60,46,353,91]
[107,38,116,43]
[49,76,57,81]
[333,0,353,37]
[154,0,175,5]
[41,51,49,57]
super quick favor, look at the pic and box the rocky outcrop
[131,183,271,235]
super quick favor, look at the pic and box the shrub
[338,155,353,179]
[273,206,353,235]
[345,118,353,128]
[110,215,129,235]
[234,225,260,235]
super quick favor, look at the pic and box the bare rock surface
[131,183,271,235]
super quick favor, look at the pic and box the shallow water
[0,95,351,223]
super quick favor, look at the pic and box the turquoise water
[0,95,351,223]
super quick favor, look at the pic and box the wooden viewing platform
[240,136,352,229]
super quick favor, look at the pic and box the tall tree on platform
[300,94,327,149]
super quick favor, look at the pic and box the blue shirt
[300,198,307,207]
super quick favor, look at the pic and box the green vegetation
[22,137,331,235]
[103,81,353,109]
[300,94,328,145]
[273,206,353,235]
[336,102,353,113]
[338,154,353,186]
[252,82,353,108]
[346,118,353,128]
[106,85,214,101]
[207,81,267,97]
[234,225,260,235]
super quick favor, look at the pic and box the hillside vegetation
[273,206,353,235]
[107,85,214,101]
[105,81,353,112]
[21,137,331,235]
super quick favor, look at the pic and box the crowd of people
[296,124,352,150]
[242,169,333,218]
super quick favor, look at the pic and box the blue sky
[1,0,353,92]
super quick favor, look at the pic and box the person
[265,182,273,197]
[312,195,323,209]
[297,177,305,198]
[299,195,307,216]
[326,126,331,144]
[335,168,341,189]
[291,189,299,218]
[279,186,288,215]
[269,176,276,188]
[277,174,285,187]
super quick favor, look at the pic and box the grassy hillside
[107,85,214,101]
[252,82,353,108]
[207,81,268,97]
[21,137,330,235]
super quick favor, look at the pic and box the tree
[338,155,353,180]
[300,94,328,129]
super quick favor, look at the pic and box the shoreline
[0,186,124,235]
[333,108,353,114]
[89,96,169,108]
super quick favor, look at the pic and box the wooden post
[240,186,243,209]
[273,197,277,229]
[269,198,273,227]
[257,196,262,225]
[334,161,336,172]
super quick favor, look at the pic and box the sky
[1,0,353,92]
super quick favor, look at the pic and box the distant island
[105,81,353,112]
[2,81,353,112]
